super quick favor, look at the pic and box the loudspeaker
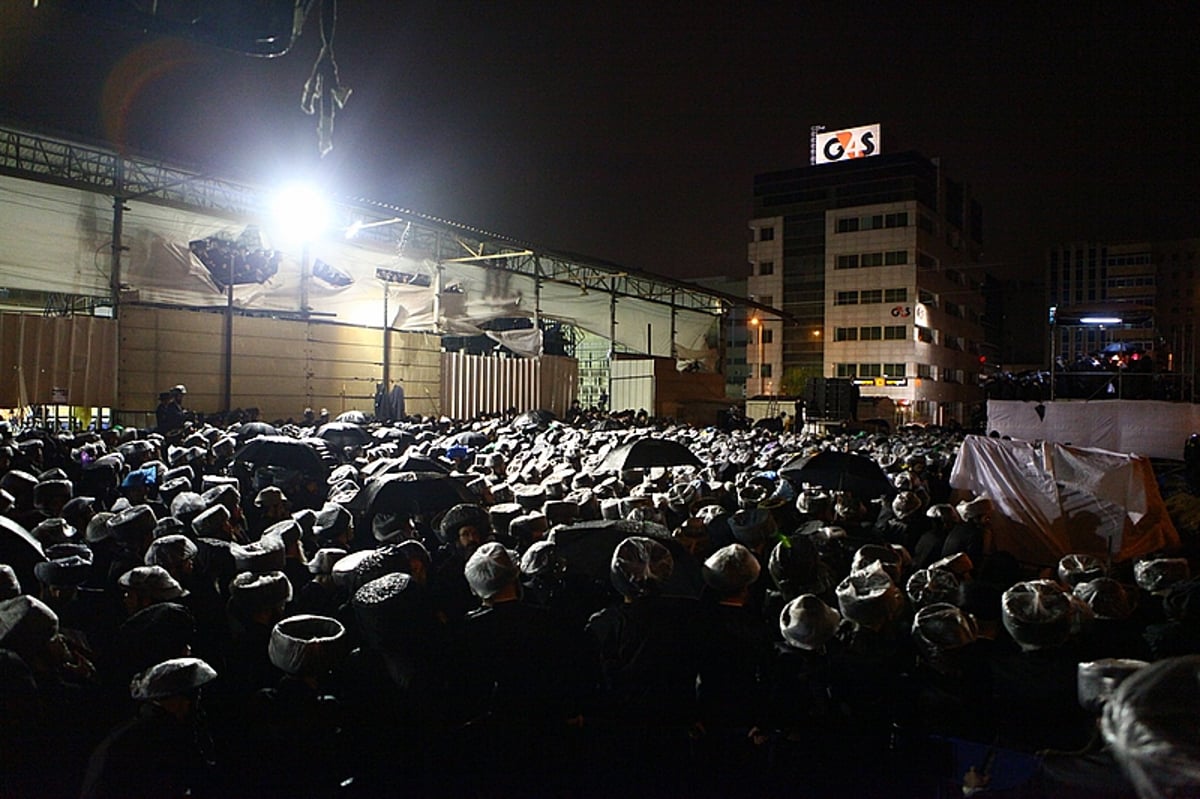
[804,378,827,418]
[804,377,855,420]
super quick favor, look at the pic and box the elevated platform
[987,399,1199,460]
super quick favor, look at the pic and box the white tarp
[987,399,1199,460]
[0,174,716,358]
[950,434,1180,565]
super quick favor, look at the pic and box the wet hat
[926,503,960,526]
[703,543,761,596]
[519,540,563,578]
[728,508,775,547]
[263,519,303,548]
[1058,553,1108,587]
[314,503,354,545]
[836,562,905,630]
[891,491,923,520]
[330,550,374,592]
[352,572,422,651]
[912,602,978,663]
[152,516,187,539]
[1134,558,1190,595]
[30,517,77,547]
[930,552,974,578]
[956,496,993,522]
[1002,579,1074,650]
[0,595,58,651]
[85,511,117,543]
[779,594,841,651]
[906,567,961,609]
[269,615,348,677]
[354,542,425,586]
[130,657,216,700]
[232,533,287,574]
[306,547,347,575]
[34,555,92,587]
[486,503,524,538]
[1163,577,1200,623]
[464,542,520,600]
[254,486,288,510]
[201,484,239,514]
[144,534,198,570]
[1101,655,1200,798]
[119,565,188,601]
[191,504,230,539]
[437,503,490,545]
[228,571,293,613]
[107,505,157,546]
[33,479,73,510]
[852,544,904,586]
[1073,577,1137,620]
[610,536,674,599]
[1077,658,1149,715]
[0,564,21,600]
[171,492,207,528]
[117,602,196,675]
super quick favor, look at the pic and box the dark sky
[1,1,1197,281]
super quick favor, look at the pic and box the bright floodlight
[1080,316,1122,325]
[271,182,329,248]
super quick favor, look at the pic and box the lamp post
[749,316,763,397]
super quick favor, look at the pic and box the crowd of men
[0,408,1198,798]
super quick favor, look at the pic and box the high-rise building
[748,147,987,425]
[1046,238,1200,397]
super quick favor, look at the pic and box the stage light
[270,182,329,248]
[1080,316,1122,325]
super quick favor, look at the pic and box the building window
[834,327,858,341]
[761,364,772,378]
[762,329,774,344]
[884,362,906,377]
[860,289,883,304]
[885,212,909,228]
[758,295,773,308]
[885,250,908,265]
[860,326,883,340]
[759,226,775,241]
[759,261,774,275]
[917,326,935,344]
[918,289,937,306]
[836,254,860,270]
[917,363,934,378]
[836,217,860,233]
[836,363,857,378]
[884,325,906,340]
[918,252,938,269]
[835,291,858,305]
[884,288,907,303]
[859,363,882,377]
[861,252,884,267]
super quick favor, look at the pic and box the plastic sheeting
[949,435,1180,565]
[0,175,717,359]
[987,399,1199,460]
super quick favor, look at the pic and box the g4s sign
[815,124,881,164]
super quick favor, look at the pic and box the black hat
[437,503,490,545]
[228,571,293,613]
[107,505,157,546]
[352,572,424,651]
[610,536,673,599]
[34,555,92,587]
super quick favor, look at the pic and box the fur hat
[305,547,347,575]
[129,657,216,700]
[464,542,520,599]
[702,543,761,596]
[268,615,348,677]
[228,571,292,613]
[119,565,188,601]
[144,534,198,570]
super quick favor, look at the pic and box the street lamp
[749,316,764,397]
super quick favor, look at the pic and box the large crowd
[1,403,1198,799]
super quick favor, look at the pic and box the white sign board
[814,124,881,164]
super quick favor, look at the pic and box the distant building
[690,275,751,398]
[748,148,988,425]
[1046,238,1200,396]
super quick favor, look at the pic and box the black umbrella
[597,438,703,472]
[232,436,330,475]
[779,450,893,500]
[362,454,450,480]
[317,422,373,461]
[0,516,45,596]
[235,421,280,445]
[362,472,477,518]
[513,409,557,432]
[443,430,489,449]
[551,520,704,599]
[335,410,368,424]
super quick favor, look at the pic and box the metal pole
[223,280,234,412]
[758,323,765,396]
[110,158,126,314]
[382,282,391,392]
[1049,323,1057,401]
[300,242,311,317]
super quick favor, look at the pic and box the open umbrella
[443,430,489,449]
[317,423,373,462]
[597,438,703,472]
[233,436,330,475]
[235,421,280,445]
[779,450,892,500]
[336,410,368,424]
[362,472,477,518]
[0,516,45,596]
[361,454,450,480]
[513,409,557,432]
[551,519,704,599]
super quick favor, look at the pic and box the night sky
[1,2,1197,282]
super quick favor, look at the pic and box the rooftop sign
[814,124,881,164]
